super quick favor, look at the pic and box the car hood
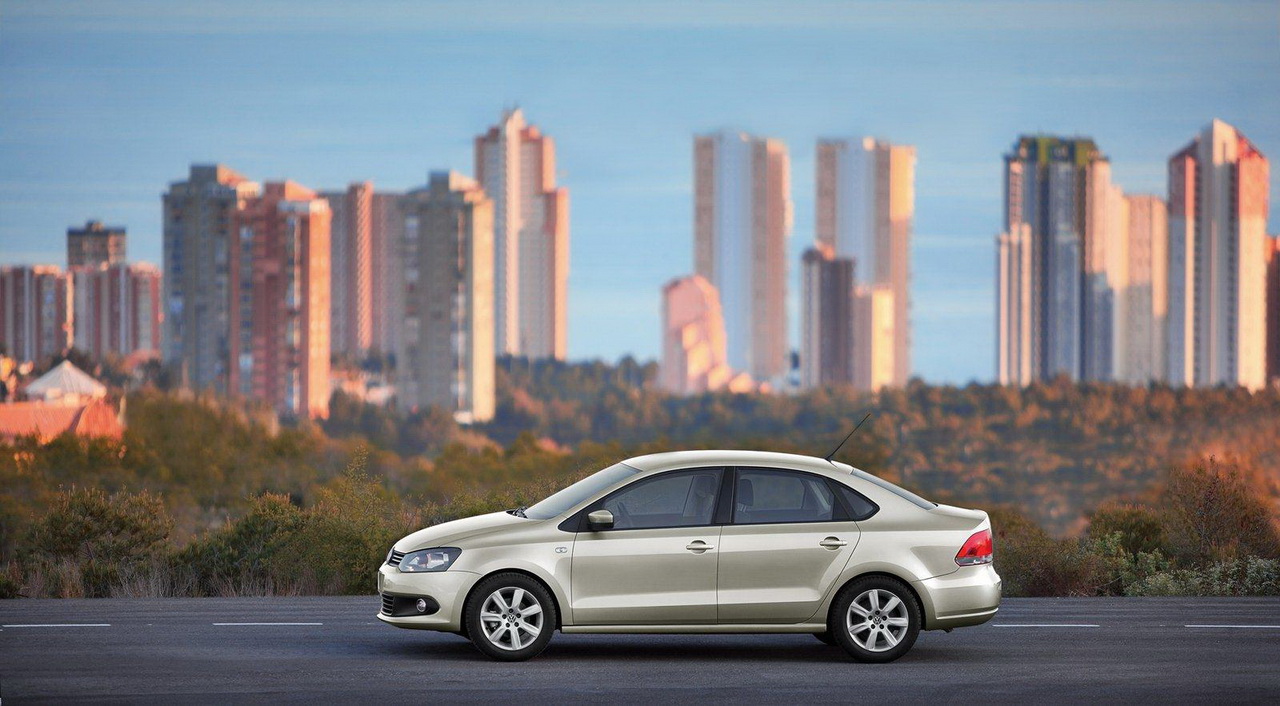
[394,510,527,552]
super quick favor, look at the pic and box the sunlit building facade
[70,263,162,360]
[694,130,792,382]
[399,172,495,423]
[1117,195,1169,383]
[1167,120,1270,390]
[0,265,72,365]
[1267,236,1280,385]
[474,109,569,360]
[815,137,915,387]
[230,182,332,418]
[660,274,749,395]
[323,182,374,357]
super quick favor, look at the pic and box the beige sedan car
[377,450,1000,662]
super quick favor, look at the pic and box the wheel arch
[463,568,565,631]
[827,570,933,630]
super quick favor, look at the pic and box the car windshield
[523,462,641,520]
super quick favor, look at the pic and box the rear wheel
[464,573,557,661]
[829,576,920,663]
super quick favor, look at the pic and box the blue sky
[1,0,1277,383]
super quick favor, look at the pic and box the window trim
[560,467,727,533]
[728,467,868,527]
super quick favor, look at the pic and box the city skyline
[2,1,1277,383]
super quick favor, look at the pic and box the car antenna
[824,412,872,462]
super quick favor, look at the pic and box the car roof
[622,449,855,476]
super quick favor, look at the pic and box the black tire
[464,572,557,661]
[829,576,921,663]
[813,631,838,646]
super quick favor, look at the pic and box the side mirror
[586,509,614,529]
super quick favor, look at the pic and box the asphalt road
[2,597,1279,703]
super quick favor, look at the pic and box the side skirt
[562,623,827,635]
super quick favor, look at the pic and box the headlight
[398,547,461,573]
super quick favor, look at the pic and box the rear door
[570,468,724,625]
[717,467,860,623]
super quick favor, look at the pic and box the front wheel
[464,573,557,661]
[829,576,921,663]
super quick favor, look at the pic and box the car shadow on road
[374,635,982,665]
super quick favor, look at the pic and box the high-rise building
[70,263,162,360]
[67,220,126,268]
[1266,236,1280,385]
[162,164,261,393]
[474,109,569,360]
[1167,120,1270,390]
[996,224,1034,385]
[371,191,404,358]
[230,182,331,418]
[694,130,792,382]
[996,136,1115,385]
[853,285,896,392]
[815,137,915,386]
[800,245,855,388]
[398,172,495,423]
[0,266,72,365]
[1117,195,1169,383]
[660,274,749,395]
[323,182,374,357]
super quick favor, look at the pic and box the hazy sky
[2,0,1277,383]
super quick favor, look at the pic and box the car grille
[387,550,405,567]
[381,593,395,616]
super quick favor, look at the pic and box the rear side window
[832,483,879,521]
[733,468,835,524]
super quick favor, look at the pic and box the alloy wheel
[846,588,910,652]
[479,586,545,651]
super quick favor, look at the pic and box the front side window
[734,468,835,524]
[598,469,722,530]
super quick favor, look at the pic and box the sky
[1,0,1277,383]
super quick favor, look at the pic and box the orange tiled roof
[0,400,123,444]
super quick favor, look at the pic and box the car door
[570,468,724,625]
[717,468,861,623]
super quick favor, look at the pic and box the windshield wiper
[510,507,528,518]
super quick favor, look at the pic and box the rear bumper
[375,563,479,632]
[914,564,1001,630]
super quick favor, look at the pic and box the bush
[990,506,1116,596]
[1127,557,1280,597]
[1160,458,1280,563]
[1088,503,1166,556]
[23,487,172,597]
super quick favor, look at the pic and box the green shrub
[1127,557,1280,596]
[1088,503,1166,556]
[23,487,172,597]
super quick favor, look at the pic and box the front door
[717,468,860,623]
[570,468,723,625]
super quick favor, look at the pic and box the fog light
[416,599,428,613]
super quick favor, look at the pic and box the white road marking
[2,623,111,628]
[1185,624,1280,629]
[993,623,1100,628]
[212,622,324,626]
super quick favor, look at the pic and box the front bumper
[915,564,1002,630]
[375,563,480,632]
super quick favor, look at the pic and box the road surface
[2,597,1279,703]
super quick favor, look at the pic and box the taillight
[955,529,993,566]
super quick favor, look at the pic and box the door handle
[686,541,714,552]
[819,537,848,549]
